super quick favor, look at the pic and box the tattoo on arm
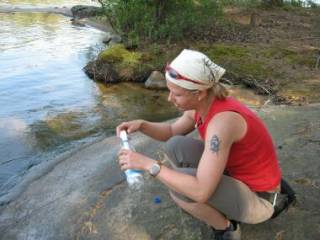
[210,135,220,154]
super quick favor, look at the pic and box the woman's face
[166,81,198,111]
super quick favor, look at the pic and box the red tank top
[195,97,281,192]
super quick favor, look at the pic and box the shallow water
[0,2,179,198]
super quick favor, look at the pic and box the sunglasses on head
[165,64,205,85]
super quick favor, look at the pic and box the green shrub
[99,0,223,43]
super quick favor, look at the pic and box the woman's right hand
[116,120,144,136]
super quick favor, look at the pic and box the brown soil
[186,7,320,104]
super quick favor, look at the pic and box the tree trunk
[155,0,166,24]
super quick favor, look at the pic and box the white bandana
[165,49,225,90]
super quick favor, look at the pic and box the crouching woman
[117,49,291,240]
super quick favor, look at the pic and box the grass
[99,44,142,64]
[261,47,317,67]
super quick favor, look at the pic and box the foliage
[98,0,223,43]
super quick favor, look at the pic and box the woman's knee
[164,135,204,168]
[164,136,185,156]
[169,191,202,215]
[164,135,186,167]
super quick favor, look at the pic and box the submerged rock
[145,71,167,90]
[84,60,119,84]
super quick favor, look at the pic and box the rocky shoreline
[0,104,319,239]
[0,5,113,32]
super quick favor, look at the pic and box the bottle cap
[154,196,161,204]
[120,130,128,141]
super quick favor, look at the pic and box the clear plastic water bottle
[119,130,144,188]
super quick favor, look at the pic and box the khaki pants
[164,135,274,224]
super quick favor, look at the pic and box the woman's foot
[212,220,241,240]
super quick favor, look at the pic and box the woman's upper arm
[195,111,247,201]
[170,110,196,136]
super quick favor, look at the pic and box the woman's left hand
[118,149,153,171]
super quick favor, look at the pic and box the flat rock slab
[0,104,320,240]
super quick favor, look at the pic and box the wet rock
[70,5,101,19]
[144,71,167,90]
[84,60,119,83]
[102,32,122,45]
[102,36,112,44]
[70,18,86,27]
[110,35,122,44]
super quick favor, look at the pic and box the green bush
[99,0,223,43]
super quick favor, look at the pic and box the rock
[84,44,152,84]
[71,5,101,19]
[83,60,119,83]
[102,36,112,44]
[1,104,319,239]
[70,18,86,27]
[144,71,167,90]
[102,34,122,45]
[110,35,122,44]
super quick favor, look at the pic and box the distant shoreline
[0,6,73,17]
[0,5,114,33]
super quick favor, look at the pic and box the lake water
[0,0,179,199]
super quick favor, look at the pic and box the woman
[117,49,283,240]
